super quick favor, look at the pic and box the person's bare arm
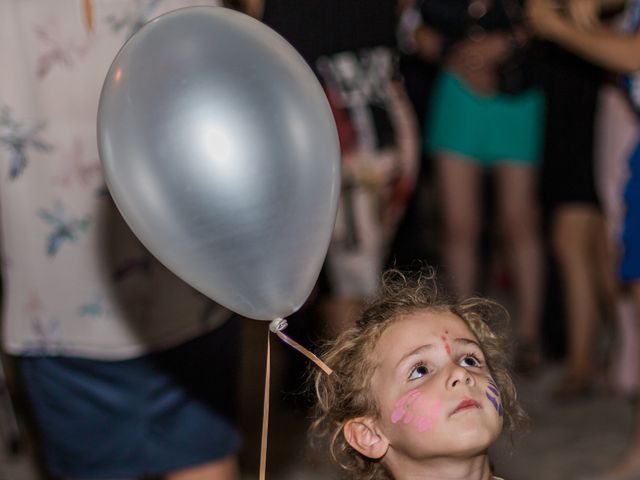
[566,0,627,29]
[413,24,446,62]
[529,0,640,73]
[602,0,628,9]
[238,0,264,18]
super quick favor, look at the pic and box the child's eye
[408,362,429,380]
[459,354,482,368]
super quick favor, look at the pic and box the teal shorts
[425,71,545,166]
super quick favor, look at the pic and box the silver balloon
[98,7,340,321]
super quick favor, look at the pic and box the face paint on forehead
[391,389,442,432]
[485,376,504,417]
[440,331,452,357]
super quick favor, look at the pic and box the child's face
[367,310,503,465]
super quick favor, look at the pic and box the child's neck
[387,452,494,480]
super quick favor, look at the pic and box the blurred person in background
[0,1,241,479]
[410,0,546,375]
[529,0,640,476]
[539,40,616,400]
[595,67,640,400]
[245,0,419,336]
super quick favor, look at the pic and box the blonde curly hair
[310,268,526,480]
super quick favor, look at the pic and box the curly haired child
[311,268,527,480]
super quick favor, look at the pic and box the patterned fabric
[320,49,418,296]
[318,48,418,248]
[263,0,419,297]
[0,0,230,359]
[324,76,419,297]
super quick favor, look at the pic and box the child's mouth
[452,398,481,415]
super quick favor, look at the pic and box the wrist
[545,15,573,42]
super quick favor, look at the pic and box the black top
[262,0,397,68]
[419,0,524,42]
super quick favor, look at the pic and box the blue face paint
[485,376,504,417]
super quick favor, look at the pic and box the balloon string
[258,319,332,480]
[83,0,94,33]
[269,318,333,376]
[259,331,271,480]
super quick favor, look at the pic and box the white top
[0,0,231,360]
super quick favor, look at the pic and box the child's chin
[451,426,501,452]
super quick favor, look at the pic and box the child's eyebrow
[453,338,482,349]
[395,344,435,371]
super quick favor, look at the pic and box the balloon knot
[269,318,288,333]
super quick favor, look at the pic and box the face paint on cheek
[485,376,504,417]
[414,399,442,432]
[391,389,421,424]
[391,390,442,432]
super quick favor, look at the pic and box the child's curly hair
[310,268,527,480]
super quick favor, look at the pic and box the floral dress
[0,0,230,359]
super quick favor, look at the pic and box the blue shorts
[621,140,640,281]
[19,318,242,479]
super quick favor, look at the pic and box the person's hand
[445,34,513,94]
[527,0,567,38]
[350,151,398,190]
[567,0,600,30]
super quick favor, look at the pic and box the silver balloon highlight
[98,7,340,320]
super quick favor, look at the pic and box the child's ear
[343,417,389,460]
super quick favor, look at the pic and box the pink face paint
[391,389,441,432]
[402,410,415,424]
[391,389,420,423]
[414,399,441,432]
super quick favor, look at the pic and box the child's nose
[448,365,475,389]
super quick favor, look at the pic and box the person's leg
[436,153,484,297]
[593,86,639,399]
[589,208,620,381]
[593,142,640,477]
[494,163,543,363]
[550,205,605,394]
[322,187,383,335]
[626,282,640,455]
[596,281,640,479]
[165,455,240,480]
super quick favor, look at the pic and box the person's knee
[552,228,579,262]
[551,217,590,265]
[444,215,481,247]
[501,205,539,245]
